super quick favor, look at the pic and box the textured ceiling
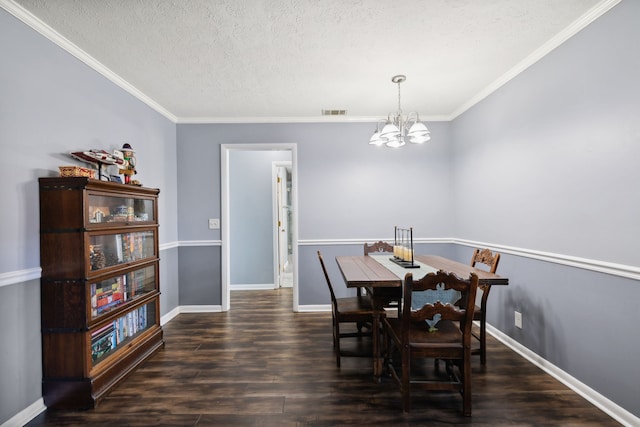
[8,0,612,122]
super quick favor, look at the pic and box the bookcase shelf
[39,177,164,409]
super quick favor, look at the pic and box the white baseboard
[1,398,45,427]
[160,306,180,325]
[230,283,275,291]
[179,305,222,313]
[487,324,638,427]
[297,304,331,312]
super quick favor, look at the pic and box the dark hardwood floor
[28,288,619,426]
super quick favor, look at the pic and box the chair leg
[462,353,472,416]
[335,319,341,368]
[480,314,487,365]
[383,324,393,377]
[331,316,336,348]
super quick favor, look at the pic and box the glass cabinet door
[90,300,158,367]
[90,264,157,320]
[87,193,155,224]
[89,230,156,272]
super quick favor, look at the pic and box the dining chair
[383,270,479,415]
[363,241,401,316]
[317,251,377,367]
[469,248,501,365]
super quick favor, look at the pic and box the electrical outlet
[208,218,220,229]
[514,311,523,329]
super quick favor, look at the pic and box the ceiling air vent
[321,109,347,116]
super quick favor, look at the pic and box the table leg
[367,287,399,382]
[372,310,382,381]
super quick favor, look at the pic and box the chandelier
[369,75,431,148]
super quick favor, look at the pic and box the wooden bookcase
[39,177,164,409]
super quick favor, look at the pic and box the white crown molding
[488,324,638,427]
[176,115,450,125]
[0,0,177,123]
[449,0,622,120]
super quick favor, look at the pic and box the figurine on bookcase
[118,143,137,184]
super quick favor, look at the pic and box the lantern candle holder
[391,226,420,268]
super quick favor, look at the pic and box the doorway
[221,144,298,312]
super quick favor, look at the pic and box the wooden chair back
[317,251,336,304]
[403,270,478,342]
[469,248,500,365]
[363,241,400,311]
[470,248,500,273]
[363,241,394,255]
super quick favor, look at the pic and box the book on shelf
[115,234,124,262]
[91,323,116,361]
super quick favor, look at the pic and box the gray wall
[177,122,453,242]
[451,0,640,417]
[0,8,178,424]
[230,149,291,285]
[178,246,221,305]
[451,3,639,266]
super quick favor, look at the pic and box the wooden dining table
[335,254,508,380]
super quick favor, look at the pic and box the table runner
[368,254,438,280]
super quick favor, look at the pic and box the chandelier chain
[397,80,402,115]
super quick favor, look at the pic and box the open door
[274,162,293,288]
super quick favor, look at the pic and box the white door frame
[220,143,299,312]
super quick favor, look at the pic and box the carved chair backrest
[470,248,500,295]
[363,241,394,255]
[403,270,479,341]
[470,248,500,274]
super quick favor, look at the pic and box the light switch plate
[208,218,220,229]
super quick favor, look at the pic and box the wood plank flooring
[27,288,620,426]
